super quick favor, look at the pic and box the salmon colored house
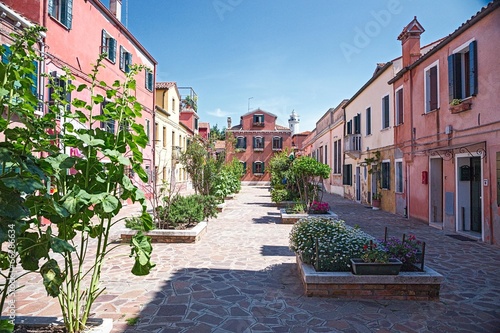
[390,2,500,244]
[226,109,292,184]
[4,0,157,199]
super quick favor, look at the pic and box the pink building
[198,122,210,141]
[3,0,157,199]
[226,109,292,183]
[390,2,500,244]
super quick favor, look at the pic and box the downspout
[407,68,414,219]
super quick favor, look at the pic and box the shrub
[271,188,289,203]
[289,217,376,272]
[381,234,422,269]
[125,216,147,231]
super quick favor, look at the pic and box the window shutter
[125,52,132,72]
[101,30,106,53]
[279,137,283,148]
[48,71,57,103]
[66,0,73,29]
[119,46,124,70]
[65,80,71,112]
[396,89,403,125]
[261,137,265,148]
[385,95,390,128]
[48,0,54,17]
[347,120,352,134]
[31,61,38,96]
[2,44,11,64]
[252,162,256,173]
[429,66,438,110]
[447,54,456,102]
[252,137,256,148]
[109,38,116,62]
[262,162,265,173]
[469,40,478,96]
[366,107,371,135]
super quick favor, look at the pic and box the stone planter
[296,255,443,300]
[121,221,208,243]
[7,317,112,333]
[280,209,338,224]
[350,258,402,275]
[216,202,226,212]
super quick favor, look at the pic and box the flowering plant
[381,234,422,268]
[361,241,389,263]
[309,201,329,213]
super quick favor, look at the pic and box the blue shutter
[2,44,11,64]
[66,0,73,29]
[48,0,54,17]
[469,40,478,96]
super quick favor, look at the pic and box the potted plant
[372,192,381,210]
[350,241,402,275]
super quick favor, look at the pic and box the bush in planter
[155,194,218,229]
[289,217,376,272]
[381,234,422,270]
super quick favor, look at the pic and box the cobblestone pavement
[13,186,500,332]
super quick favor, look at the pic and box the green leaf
[1,175,44,194]
[92,94,104,104]
[40,259,64,297]
[77,84,87,92]
[101,194,119,213]
[0,319,15,333]
[80,133,105,147]
[133,164,148,182]
[50,236,76,254]
[130,232,155,276]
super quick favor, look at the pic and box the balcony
[344,134,361,158]
[252,122,265,127]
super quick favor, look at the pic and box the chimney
[110,0,122,21]
[398,16,424,67]
[227,117,232,128]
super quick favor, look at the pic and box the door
[429,158,443,226]
[470,157,482,232]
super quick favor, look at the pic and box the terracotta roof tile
[155,82,176,89]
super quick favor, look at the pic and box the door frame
[455,152,484,241]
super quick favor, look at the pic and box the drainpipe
[407,68,414,219]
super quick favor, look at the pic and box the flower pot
[350,258,402,275]
[372,199,381,210]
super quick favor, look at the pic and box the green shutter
[125,52,132,73]
[469,40,478,96]
[243,137,247,149]
[101,30,106,54]
[66,0,73,29]
[447,54,455,102]
[119,46,124,70]
[262,162,265,173]
[48,0,54,17]
[30,61,38,96]
[252,162,256,173]
[109,38,116,62]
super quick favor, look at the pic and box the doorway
[355,166,361,202]
[429,158,443,228]
[456,155,482,237]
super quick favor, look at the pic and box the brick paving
[12,186,500,332]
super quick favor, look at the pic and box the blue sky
[125,0,489,132]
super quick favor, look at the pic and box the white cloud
[207,108,231,118]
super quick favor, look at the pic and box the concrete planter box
[121,221,208,243]
[297,255,443,300]
[216,202,226,212]
[280,209,338,224]
[224,194,236,200]
[6,317,112,333]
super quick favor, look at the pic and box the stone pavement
[12,186,500,332]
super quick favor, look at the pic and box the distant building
[288,110,300,135]
[226,109,292,184]
[198,122,210,141]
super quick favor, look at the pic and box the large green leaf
[50,236,76,254]
[130,232,154,276]
[101,194,119,213]
[1,175,44,194]
[40,259,64,297]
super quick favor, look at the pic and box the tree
[210,124,226,141]
[291,156,331,211]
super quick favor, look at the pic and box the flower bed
[121,222,208,243]
[280,210,338,224]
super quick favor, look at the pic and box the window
[253,114,264,125]
[353,113,361,134]
[162,126,167,148]
[236,136,246,149]
[395,87,403,125]
[366,107,371,135]
[171,98,175,112]
[49,71,71,118]
[425,62,439,113]
[145,69,153,91]
[324,145,328,165]
[382,95,390,129]
[318,146,323,163]
[145,119,150,143]
[119,46,132,73]
[101,30,116,63]
[343,164,352,185]
[497,152,500,206]
[448,40,478,101]
[381,161,390,190]
[48,0,73,29]
[3,44,39,100]
[346,120,352,135]
[395,160,403,193]
[272,136,283,150]
[253,136,264,149]
[333,139,342,174]
[100,102,115,133]
[253,161,264,174]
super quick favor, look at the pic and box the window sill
[49,15,71,30]
[272,148,283,151]
[424,108,440,115]
[449,101,472,114]
[253,173,264,176]
[254,148,264,152]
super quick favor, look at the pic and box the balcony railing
[344,134,361,158]
[253,122,265,127]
